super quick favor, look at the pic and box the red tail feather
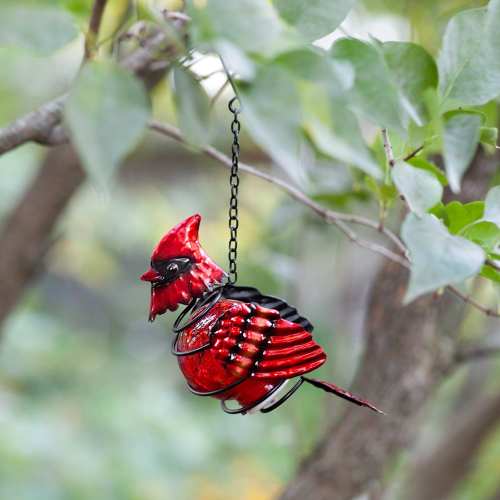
[302,376,385,414]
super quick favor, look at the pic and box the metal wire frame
[170,284,307,414]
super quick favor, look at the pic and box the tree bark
[0,23,185,332]
[279,149,498,500]
[0,146,84,327]
[407,391,500,500]
[280,262,456,500]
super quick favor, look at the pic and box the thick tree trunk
[0,25,182,332]
[280,262,456,500]
[279,149,498,500]
[0,146,84,327]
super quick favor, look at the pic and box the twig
[150,120,500,310]
[403,145,424,162]
[332,219,410,268]
[149,120,409,266]
[447,286,500,317]
[455,343,500,363]
[163,11,191,23]
[0,86,497,318]
[85,0,109,59]
[382,128,395,167]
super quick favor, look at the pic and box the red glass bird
[141,214,382,415]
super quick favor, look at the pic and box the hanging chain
[227,96,241,284]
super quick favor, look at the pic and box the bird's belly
[176,302,281,407]
[179,350,278,406]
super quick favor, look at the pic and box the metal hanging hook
[227,96,241,284]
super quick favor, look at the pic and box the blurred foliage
[0,157,342,498]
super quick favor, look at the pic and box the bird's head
[140,214,226,321]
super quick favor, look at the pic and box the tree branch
[0,146,84,327]
[0,96,66,154]
[0,19,185,331]
[149,120,408,265]
[0,18,186,157]
[1,29,498,319]
[150,120,500,318]
[85,0,109,59]
[447,286,499,318]
[383,129,500,318]
[455,342,500,364]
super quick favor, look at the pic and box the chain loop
[227,96,241,284]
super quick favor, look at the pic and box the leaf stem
[403,145,424,162]
[85,0,109,59]
[382,128,396,168]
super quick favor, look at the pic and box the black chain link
[227,96,241,284]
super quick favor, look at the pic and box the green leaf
[480,126,498,147]
[301,85,382,179]
[239,65,304,182]
[173,67,211,146]
[189,0,288,57]
[273,0,355,42]
[0,5,78,55]
[65,61,150,186]
[443,201,484,234]
[438,4,500,109]
[331,38,405,134]
[274,48,354,93]
[443,112,481,192]
[487,0,500,68]
[481,264,500,283]
[430,202,446,220]
[382,42,438,126]
[214,40,255,81]
[392,161,442,216]
[461,221,500,254]
[408,158,448,186]
[484,186,500,227]
[402,213,485,303]
[365,177,397,205]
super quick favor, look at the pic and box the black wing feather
[222,285,313,332]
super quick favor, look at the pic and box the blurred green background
[1,0,499,499]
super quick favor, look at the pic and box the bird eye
[151,257,191,281]
[166,262,179,275]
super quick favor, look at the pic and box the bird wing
[211,299,326,381]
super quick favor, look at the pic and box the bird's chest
[175,299,278,405]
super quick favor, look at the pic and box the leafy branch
[0,96,498,320]
[381,128,500,319]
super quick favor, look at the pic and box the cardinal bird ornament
[140,214,383,415]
